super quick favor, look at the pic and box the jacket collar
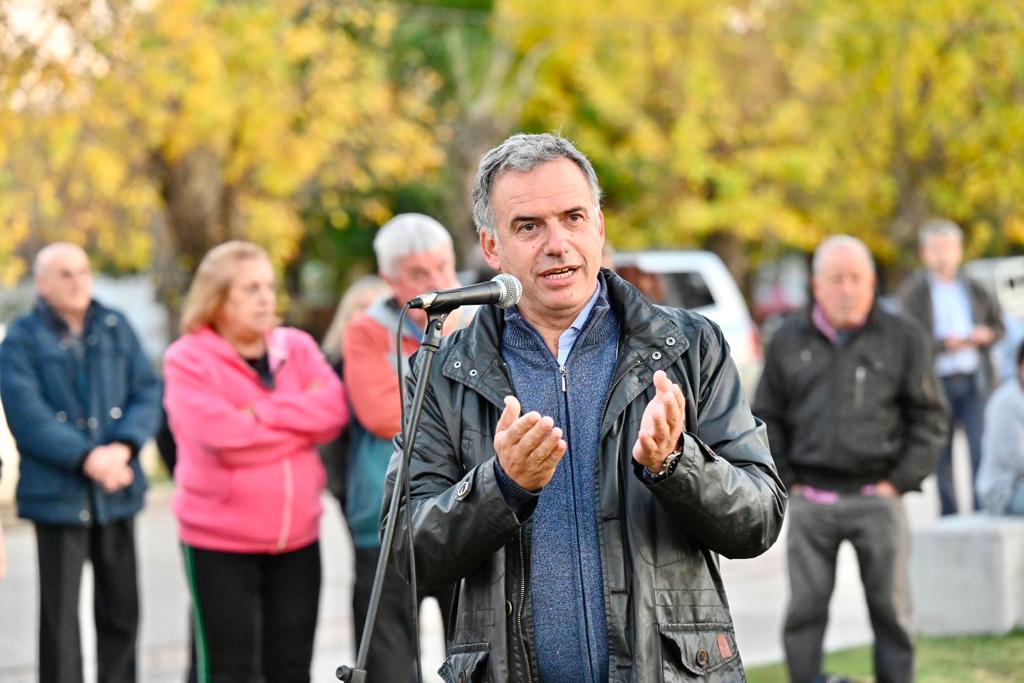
[192,326,290,376]
[441,270,691,411]
[34,298,99,337]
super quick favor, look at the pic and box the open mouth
[539,265,579,281]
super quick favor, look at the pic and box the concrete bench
[910,514,1024,636]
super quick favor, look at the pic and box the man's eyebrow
[510,206,589,224]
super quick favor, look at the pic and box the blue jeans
[938,375,986,516]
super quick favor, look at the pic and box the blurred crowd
[1,133,1023,683]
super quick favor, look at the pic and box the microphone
[409,273,522,312]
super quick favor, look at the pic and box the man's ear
[480,229,502,271]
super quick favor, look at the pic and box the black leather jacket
[382,272,786,682]
[753,305,949,493]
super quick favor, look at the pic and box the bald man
[0,243,161,683]
[754,236,948,683]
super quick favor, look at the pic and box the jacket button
[87,417,98,429]
[666,336,676,346]
[456,480,471,499]
[652,351,662,360]
[79,510,90,522]
[453,361,462,369]
[468,369,478,377]
[56,411,68,423]
[506,600,513,616]
[105,314,118,327]
[110,407,123,419]
[696,648,709,667]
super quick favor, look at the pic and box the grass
[746,630,1024,683]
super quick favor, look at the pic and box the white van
[614,250,763,392]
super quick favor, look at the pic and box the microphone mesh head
[492,273,523,309]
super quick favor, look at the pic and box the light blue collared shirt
[929,277,980,376]
[556,283,602,366]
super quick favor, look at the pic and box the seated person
[978,340,1024,515]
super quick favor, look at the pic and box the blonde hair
[181,241,271,334]
[321,274,391,362]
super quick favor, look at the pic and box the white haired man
[342,214,465,682]
[755,236,949,683]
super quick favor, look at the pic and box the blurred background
[2,0,1023,338]
[3,1,1024,681]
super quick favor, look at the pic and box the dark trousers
[35,519,139,683]
[784,493,913,683]
[182,541,321,683]
[352,546,455,683]
[938,375,986,516]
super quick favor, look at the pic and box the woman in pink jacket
[164,241,347,683]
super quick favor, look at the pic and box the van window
[663,272,716,309]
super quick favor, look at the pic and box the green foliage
[498,0,1024,272]
[0,0,444,293]
[3,0,1024,295]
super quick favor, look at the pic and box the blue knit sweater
[497,279,619,683]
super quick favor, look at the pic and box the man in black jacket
[754,236,948,683]
[382,133,786,682]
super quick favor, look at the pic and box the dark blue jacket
[0,299,161,525]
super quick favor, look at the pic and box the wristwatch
[648,447,684,479]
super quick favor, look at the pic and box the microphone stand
[337,309,448,683]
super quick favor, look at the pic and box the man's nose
[544,224,569,255]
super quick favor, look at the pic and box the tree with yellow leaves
[497,0,1024,281]
[0,0,443,315]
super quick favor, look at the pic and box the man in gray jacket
[755,236,948,683]
[895,219,1004,515]
[382,133,786,682]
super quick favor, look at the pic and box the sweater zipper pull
[560,365,567,393]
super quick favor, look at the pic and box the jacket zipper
[275,458,294,551]
[854,366,866,409]
[601,358,642,423]
[517,527,534,683]
[499,361,534,683]
[560,365,567,393]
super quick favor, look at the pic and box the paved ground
[0,441,968,682]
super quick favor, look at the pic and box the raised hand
[493,395,567,491]
[632,370,686,473]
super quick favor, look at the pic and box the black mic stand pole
[337,310,448,683]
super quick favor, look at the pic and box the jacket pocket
[438,642,489,683]
[659,623,743,681]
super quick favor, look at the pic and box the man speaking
[382,133,786,681]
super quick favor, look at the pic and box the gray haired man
[383,133,785,681]
[895,219,1004,515]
